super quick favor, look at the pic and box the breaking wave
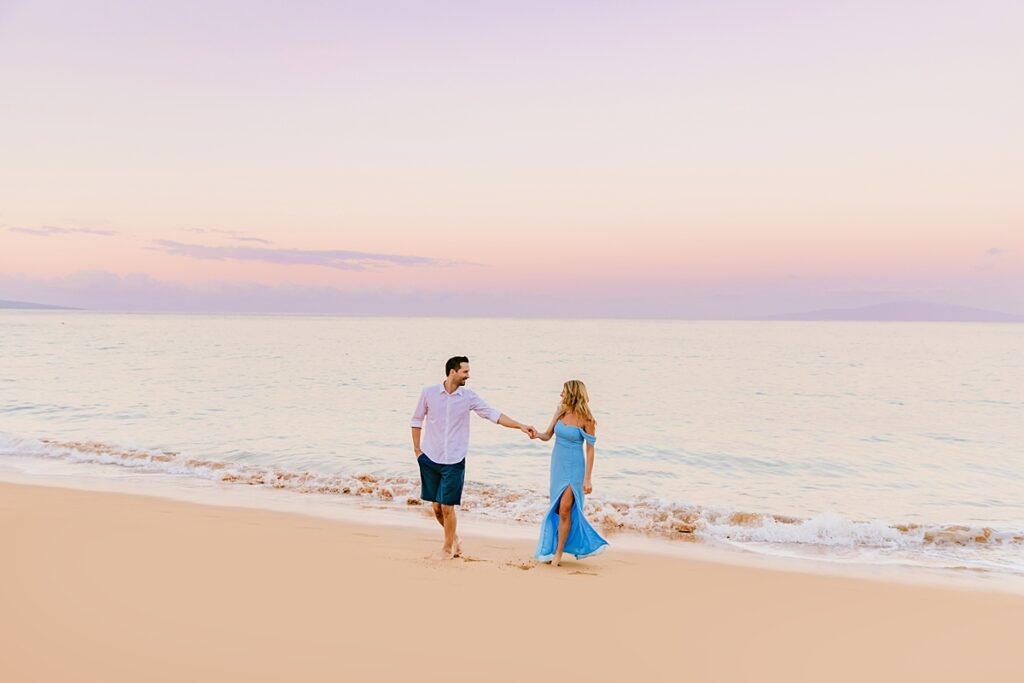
[2,433,1022,554]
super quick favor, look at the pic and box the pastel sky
[1,0,1022,316]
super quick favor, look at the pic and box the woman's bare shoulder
[560,411,578,426]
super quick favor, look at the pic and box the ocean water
[1,311,1022,579]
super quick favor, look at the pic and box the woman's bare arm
[537,407,563,441]
[583,420,597,493]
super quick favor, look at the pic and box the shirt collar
[438,383,464,396]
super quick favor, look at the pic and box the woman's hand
[583,479,593,495]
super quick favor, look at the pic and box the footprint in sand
[569,570,598,576]
[502,560,537,571]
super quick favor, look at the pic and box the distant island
[0,299,78,310]
[759,301,1024,323]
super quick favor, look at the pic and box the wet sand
[2,481,1022,682]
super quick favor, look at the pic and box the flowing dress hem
[534,482,608,561]
[535,542,608,562]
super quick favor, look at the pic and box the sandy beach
[1,482,1021,682]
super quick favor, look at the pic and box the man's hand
[521,425,537,439]
[411,426,423,459]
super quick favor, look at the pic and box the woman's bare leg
[552,486,574,567]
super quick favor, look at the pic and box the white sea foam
[3,432,1021,567]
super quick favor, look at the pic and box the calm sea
[2,312,1022,579]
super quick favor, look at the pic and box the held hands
[520,425,538,439]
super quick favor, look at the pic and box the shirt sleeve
[410,388,428,428]
[469,391,501,423]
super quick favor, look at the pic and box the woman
[534,380,608,566]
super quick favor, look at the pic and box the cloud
[986,247,1003,256]
[7,225,116,237]
[231,236,273,244]
[185,228,273,244]
[150,239,453,270]
[76,227,118,236]
[9,226,71,236]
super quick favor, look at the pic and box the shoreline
[2,454,1023,596]
[4,480,1024,682]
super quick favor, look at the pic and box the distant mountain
[760,301,1024,323]
[0,299,78,310]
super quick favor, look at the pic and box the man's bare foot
[430,547,456,560]
[453,535,463,558]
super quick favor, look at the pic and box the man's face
[451,362,470,386]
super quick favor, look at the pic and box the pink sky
[1,1,1021,316]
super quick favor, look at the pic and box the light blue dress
[535,420,609,561]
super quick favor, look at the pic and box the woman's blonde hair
[559,380,595,427]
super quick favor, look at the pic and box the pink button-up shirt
[410,384,501,465]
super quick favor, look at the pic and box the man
[411,355,536,559]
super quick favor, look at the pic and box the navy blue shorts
[417,454,466,506]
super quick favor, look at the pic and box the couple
[410,356,608,566]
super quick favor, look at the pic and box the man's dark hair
[445,356,469,376]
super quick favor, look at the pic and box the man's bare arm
[497,414,536,438]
